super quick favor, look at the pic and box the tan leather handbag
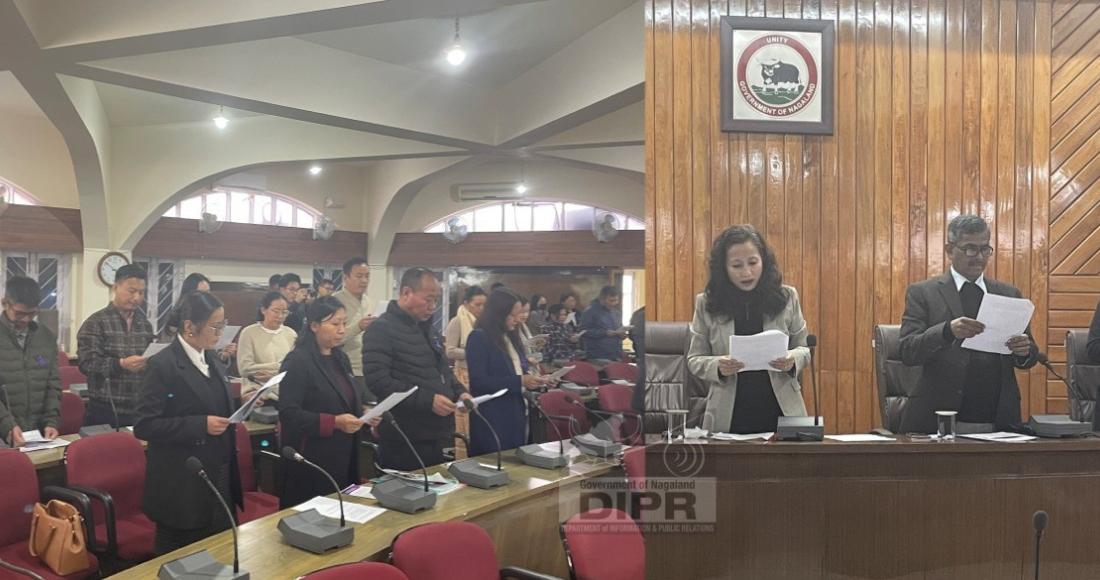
[28,500,89,576]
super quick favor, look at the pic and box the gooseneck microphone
[281,446,345,527]
[380,413,430,493]
[1033,510,1047,580]
[807,334,820,427]
[185,457,240,574]
[523,390,566,454]
[469,404,503,471]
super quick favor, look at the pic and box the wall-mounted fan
[593,212,620,243]
[443,217,468,244]
[198,212,223,234]
[313,215,337,241]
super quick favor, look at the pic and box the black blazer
[897,272,1038,433]
[134,340,243,530]
[278,345,362,508]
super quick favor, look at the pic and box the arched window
[0,178,41,205]
[164,187,320,229]
[424,201,645,233]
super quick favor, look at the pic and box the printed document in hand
[458,389,506,410]
[213,326,241,352]
[228,372,286,423]
[360,386,418,422]
[728,330,789,372]
[372,300,389,317]
[960,294,1035,355]
[142,342,170,358]
[292,496,384,524]
[548,365,575,381]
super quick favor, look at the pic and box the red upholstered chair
[391,521,559,580]
[58,391,85,436]
[234,425,278,523]
[64,432,155,563]
[304,562,410,580]
[596,385,642,445]
[0,450,99,580]
[59,366,87,391]
[563,362,600,387]
[621,446,646,519]
[561,508,644,580]
[603,362,638,385]
[57,350,72,367]
[538,390,590,439]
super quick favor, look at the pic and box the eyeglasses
[209,320,230,334]
[952,244,994,258]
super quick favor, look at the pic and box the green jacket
[0,318,62,436]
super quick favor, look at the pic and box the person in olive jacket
[134,291,242,555]
[0,277,61,447]
[363,268,474,470]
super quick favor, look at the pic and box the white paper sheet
[548,366,576,381]
[958,431,1037,443]
[372,300,390,318]
[228,372,286,423]
[728,330,789,372]
[825,434,895,442]
[609,379,634,386]
[21,429,46,443]
[142,342,170,358]
[960,294,1035,355]
[360,386,418,422]
[536,441,583,458]
[711,432,773,441]
[458,388,506,410]
[292,496,385,524]
[19,438,70,453]
[213,326,242,352]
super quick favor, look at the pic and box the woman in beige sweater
[444,285,487,387]
[238,292,298,401]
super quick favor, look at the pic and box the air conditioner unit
[451,182,526,202]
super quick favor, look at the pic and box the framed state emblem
[720,17,835,134]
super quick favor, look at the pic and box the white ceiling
[0,71,44,118]
[298,0,636,87]
[93,82,261,126]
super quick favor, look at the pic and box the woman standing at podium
[134,291,242,555]
[686,225,811,434]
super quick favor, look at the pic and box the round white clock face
[100,254,129,285]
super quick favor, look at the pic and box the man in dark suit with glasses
[897,214,1038,433]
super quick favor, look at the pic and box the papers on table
[536,441,583,458]
[354,472,464,498]
[292,496,385,524]
[19,431,71,453]
[228,372,285,423]
[711,432,773,441]
[958,431,1037,443]
[825,434,895,442]
[213,326,241,352]
[960,294,1035,355]
[360,386,418,422]
[142,342,170,358]
[372,300,389,318]
[548,366,575,382]
[458,388,506,410]
[728,330,789,372]
[22,429,47,443]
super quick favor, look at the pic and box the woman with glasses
[134,291,243,554]
[278,296,380,508]
[237,291,297,403]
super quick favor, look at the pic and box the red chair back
[235,424,257,492]
[563,508,645,580]
[58,350,72,367]
[305,562,410,580]
[603,362,638,384]
[597,384,641,444]
[564,361,600,387]
[0,450,38,547]
[59,390,86,435]
[622,446,645,493]
[392,521,500,580]
[539,389,590,438]
[65,432,146,521]
[59,366,88,390]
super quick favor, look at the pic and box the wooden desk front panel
[645,440,1100,579]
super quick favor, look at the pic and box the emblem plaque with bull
[720,17,835,134]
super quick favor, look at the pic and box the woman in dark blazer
[134,292,242,555]
[466,289,551,456]
[278,296,379,508]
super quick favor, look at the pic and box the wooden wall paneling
[910,0,929,287]
[386,231,644,268]
[927,0,946,278]
[0,206,83,253]
[692,0,712,301]
[996,0,1017,285]
[818,0,840,432]
[672,0,694,321]
[645,0,658,319]
[655,0,676,321]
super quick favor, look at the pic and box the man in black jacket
[363,268,473,470]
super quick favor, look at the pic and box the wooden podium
[644,437,1100,579]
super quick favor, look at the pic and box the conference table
[108,445,618,579]
[644,435,1100,579]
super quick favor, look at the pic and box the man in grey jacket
[0,276,61,446]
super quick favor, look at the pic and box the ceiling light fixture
[515,182,528,194]
[309,165,323,176]
[445,17,467,66]
[515,160,528,194]
[212,106,229,130]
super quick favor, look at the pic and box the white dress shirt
[178,334,210,378]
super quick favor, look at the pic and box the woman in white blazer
[687,225,811,434]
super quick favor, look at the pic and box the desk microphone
[523,390,567,451]
[448,402,510,488]
[368,411,437,514]
[281,447,344,527]
[807,335,820,427]
[1033,510,1048,580]
[1027,353,1092,437]
[277,446,354,553]
[157,458,247,579]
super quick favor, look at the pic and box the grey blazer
[686,287,811,433]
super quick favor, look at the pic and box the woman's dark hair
[559,292,578,307]
[704,224,788,319]
[531,294,546,310]
[516,294,529,306]
[256,291,287,322]
[295,296,346,349]
[462,285,487,304]
[476,289,527,358]
[176,291,223,336]
[181,273,211,295]
[548,303,565,317]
